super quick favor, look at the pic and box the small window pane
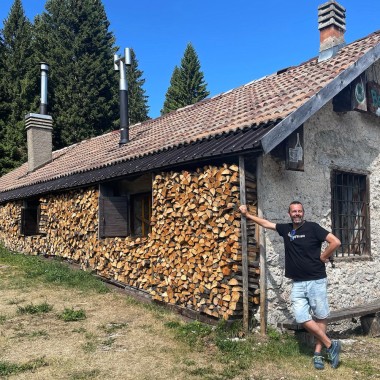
[131,193,152,237]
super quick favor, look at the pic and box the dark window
[21,199,40,236]
[131,192,152,237]
[332,171,369,257]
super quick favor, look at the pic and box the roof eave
[260,42,380,154]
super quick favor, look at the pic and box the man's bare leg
[302,319,331,349]
[314,318,328,352]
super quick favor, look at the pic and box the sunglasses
[290,229,296,241]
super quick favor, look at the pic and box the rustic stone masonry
[0,163,259,320]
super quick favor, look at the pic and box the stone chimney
[25,113,53,172]
[318,0,346,62]
[25,62,53,172]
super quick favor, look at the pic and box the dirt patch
[0,267,224,379]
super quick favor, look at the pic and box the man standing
[239,201,342,369]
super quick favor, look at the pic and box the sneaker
[313,352,324,370]
[327,340,341,368]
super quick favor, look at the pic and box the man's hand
[238,204,276,231]
[320,233,341,264]
[239,205,248,215]
[320,255,329,263]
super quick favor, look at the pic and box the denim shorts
[290,278,330,323]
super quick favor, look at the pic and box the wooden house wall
[0,163,260,321]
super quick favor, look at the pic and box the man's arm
[239,205,276,231]
[320,233,341,263]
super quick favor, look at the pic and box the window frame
[331,170,370,258]
[130,192,152,238]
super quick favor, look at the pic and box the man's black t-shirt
[275,221,329,281]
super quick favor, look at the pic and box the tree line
[0,0,209,175]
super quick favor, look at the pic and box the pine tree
[0,34,6,132]
[162,43,209,115]
[161,66,182,115]
[127,48,149,125]
[34,0,119,148]
[0,0,36,175]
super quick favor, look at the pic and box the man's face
[288,204,304,225]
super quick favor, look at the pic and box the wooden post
[259,228,267,335]
[239,156,249,334]
[257,157,267,335]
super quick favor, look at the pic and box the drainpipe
[114,48,132,146]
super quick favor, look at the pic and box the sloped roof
[0,30,380,202]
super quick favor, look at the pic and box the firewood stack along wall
[0,163,259,320]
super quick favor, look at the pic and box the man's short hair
[288,201,304,213]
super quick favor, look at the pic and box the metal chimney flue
[40,62,49,115]
[114,48,132,146]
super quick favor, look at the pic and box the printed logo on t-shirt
[288,232,306,240]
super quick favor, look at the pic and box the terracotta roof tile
[1,30,380,196]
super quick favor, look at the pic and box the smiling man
[239,201,342,370]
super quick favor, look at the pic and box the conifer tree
[0,34,6,132]
[162,43,209,115]
[161,66,182,115]
[0,0,36,175]
[127,48,149,124]
[34,0,119,148]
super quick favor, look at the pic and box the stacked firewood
[0,163,260,320]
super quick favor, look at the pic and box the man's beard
[292,216,304,225]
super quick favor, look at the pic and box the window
[131,192,152,237]
[99,175,152,238]
[332,171,369,257]
[21,199,40,236]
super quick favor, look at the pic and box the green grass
[82,332,98,353]
[13,330,50,339]
[57,307,87,322]
[0,357,48,376]
[0,245,108,293]
[17,301,53,315]
[165,320,213,350]
[344,359,378,377]
[165,320,310,380]
[101,321,129,334]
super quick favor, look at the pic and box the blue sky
[1,0,379,119]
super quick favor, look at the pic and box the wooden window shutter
[99,196,128,238]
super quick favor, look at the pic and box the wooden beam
[257,157,267,335]
[239,155,249,333]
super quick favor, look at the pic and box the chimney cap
[318,0,346,31]
[318,12,346,31]
[318,0,346,13]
